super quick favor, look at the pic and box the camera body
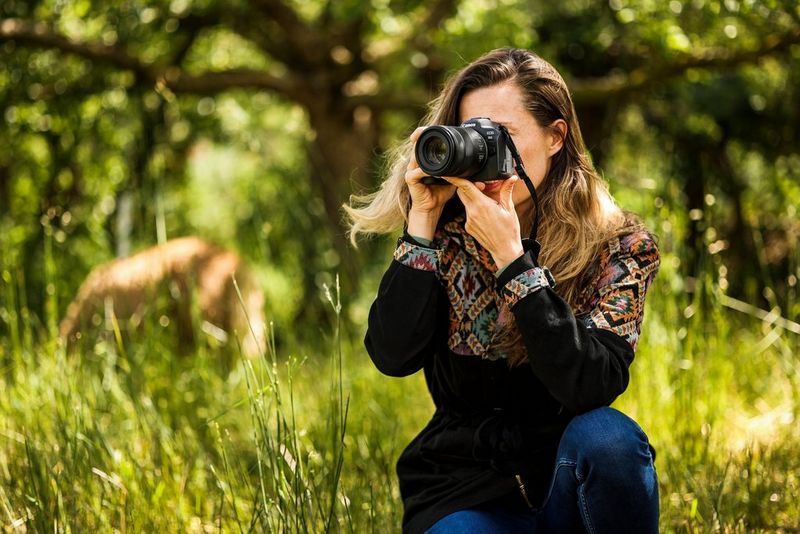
[415,117,514,183]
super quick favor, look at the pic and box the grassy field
[1,258,799,533]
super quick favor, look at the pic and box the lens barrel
[415,126,487,179]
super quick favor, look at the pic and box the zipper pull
[515,474,534,509]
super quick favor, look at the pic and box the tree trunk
[675,143,706,292]
[0,164,9,214]
[305,97,379,295]
[713,142,760,301]
[574,99,623,170]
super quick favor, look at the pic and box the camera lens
[415,125,486,179]
[423,136,449,166]
[416,129,454,174]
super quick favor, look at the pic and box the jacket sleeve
[496,233,660,413]
[365,234,444,377]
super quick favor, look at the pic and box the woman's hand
[442,175,525,270]
[405,127,457,240]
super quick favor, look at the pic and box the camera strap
[499,126,543,266]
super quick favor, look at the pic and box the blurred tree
[1,0,799,330]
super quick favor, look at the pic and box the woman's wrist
[492,243,525,271]
[407,207,443,241]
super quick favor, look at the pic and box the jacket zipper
[515,474,534,509]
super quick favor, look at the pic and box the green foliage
[1,0,799,530]
[2,0,799,328]
[1,240,799,531]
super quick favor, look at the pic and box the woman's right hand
[405,127,458,241]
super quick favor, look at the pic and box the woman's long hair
[344,48,639,366]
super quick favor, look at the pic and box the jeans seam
[533,459,577,513]
[578,483,596,534]
[573,461,596,534]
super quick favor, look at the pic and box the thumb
[443,176,480,202]
[500,176,518,209]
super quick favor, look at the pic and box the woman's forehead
[458,82,528,126]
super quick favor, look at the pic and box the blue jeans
[425,407,659,533]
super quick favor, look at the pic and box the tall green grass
[1,237,799,532]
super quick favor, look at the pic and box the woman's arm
[365,234,444,377]
[497,232,660,413]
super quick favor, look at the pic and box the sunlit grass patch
[1,257,799,532]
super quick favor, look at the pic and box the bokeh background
[1,0,799,531]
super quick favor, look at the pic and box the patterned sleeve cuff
[500,266,553,308]
[393,236,441,272]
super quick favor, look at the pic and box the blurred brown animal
[59,237,265,358]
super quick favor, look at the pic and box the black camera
[415,117,514,184]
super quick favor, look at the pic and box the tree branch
[571,26,800,105]
[0,18,297,97]
[373,0,461,62]
[168,11,223,66]
[360,26,800,113]
[169,69,295,94]
[364,0,461,94]
[0,18,151,78]
[5,16,798,112]
[347,89,431,112]
[249,0,308,36]
[247,0,324,64]
[420,0,459,32]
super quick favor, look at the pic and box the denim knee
[559,407,654,475]
[540,408,659,533]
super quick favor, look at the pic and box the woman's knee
[559,407,653,471]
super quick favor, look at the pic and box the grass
[1,251,799,533]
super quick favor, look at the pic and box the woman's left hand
[442,175,526,270]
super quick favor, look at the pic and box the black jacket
[365,212,660,534]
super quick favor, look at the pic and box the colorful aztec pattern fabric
[393,215,659,358]
[500,267,551,309]
[580,231,660,351]
[393,239,441,271]
[436,218,505,359]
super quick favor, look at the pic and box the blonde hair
[344,48,639,366]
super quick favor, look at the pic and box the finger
[407,127,428,170]
[455,188,472,210]
[440,176,474,190]
[443,177,482,202]
[499,175,518,209]
[404,167,429,185]
[409,127,427,143]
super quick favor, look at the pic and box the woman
[345,48,660,533]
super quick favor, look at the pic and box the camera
[415,117,514,184]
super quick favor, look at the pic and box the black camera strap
[499,126,543,266]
